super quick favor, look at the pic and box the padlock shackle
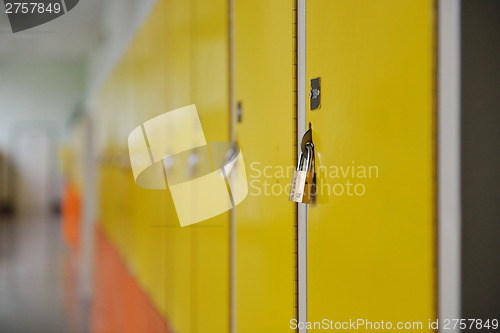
[305,143,315,172]
[300,128,313,155]
[297,143,315,172]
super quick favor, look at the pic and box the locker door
[306,0,436,330]
[234,0,296,331]
[190,0,231,331]
[129,0,170,320]
[162,0,194,331]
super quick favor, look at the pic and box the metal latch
[310,77,321,110]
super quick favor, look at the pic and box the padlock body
[289,170,314,204]
[289,170,307,202]
[301,171,314,204]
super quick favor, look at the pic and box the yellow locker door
[190,0,230,332]
[234,0,296,331]
[129,0,170,317]
[306,0,436,330]
[163,0,194,331]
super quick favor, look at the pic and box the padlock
[289,143,315,204]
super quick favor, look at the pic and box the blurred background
[0,0,498,332]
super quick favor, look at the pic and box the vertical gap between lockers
[293,0,299,326]
[297,0,308,331]
[228,0,236,332]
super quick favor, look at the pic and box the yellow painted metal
[189,0,230,331]
[128,1,195,331]
[128,1,170,318]
[162,1,194,331]
[306,0,436,330]
[95,0,181,327]
[234,0,297,331]
[96,0,231,332]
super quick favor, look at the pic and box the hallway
[0,1,498,332]
[0,214,84,333]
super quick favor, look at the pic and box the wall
[85,0,156,105]
[461,0,500,324]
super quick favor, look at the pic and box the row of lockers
[64,0,436,332]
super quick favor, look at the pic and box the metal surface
[96,0,231,331]
[438,1,461,331]
[300,128,313,155]
[234,0,296,330]
[290,143,315,204]
[229,0,236,332]
[310,77,321,110]
[306,0,436,329]
[297,0,308,331]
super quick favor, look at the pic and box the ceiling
[0,0,104,61]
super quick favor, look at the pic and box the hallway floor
[0,213,85,333]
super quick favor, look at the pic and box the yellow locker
[190,0,230,331]
[234,0,296,331]
[162,1,194,331]
[96,0,178,325]
[117,1,203,330]
[128,0,170,316]
[306,0,436,330]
